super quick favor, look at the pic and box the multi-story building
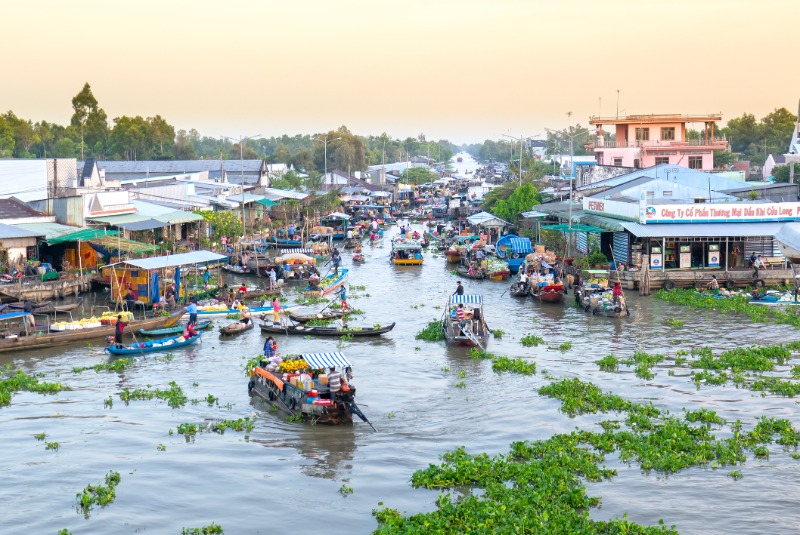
[588,113,728,171]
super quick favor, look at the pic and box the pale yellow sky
[1,0,797,143]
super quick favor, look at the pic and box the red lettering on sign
[587,201,605,212]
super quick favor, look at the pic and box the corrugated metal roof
[84,160,266,174]
[0,222,43,239]
[87,214,149,225]
[467,211,509,226]
[579,214,625,232]
[261,188,308,200]
[116,219,169,231]
[0,198,43,219]
[131,200,175,217]
[15,223,119,244]
[621,222,784,238]
[154,211,204,225]
[105,250,228,270]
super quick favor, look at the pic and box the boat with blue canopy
[391,239,424,265]
[442,294,488,347]
[319,212,351,240]
[495,234,533,273]
[138,320,213,336]
[248,351,373,428]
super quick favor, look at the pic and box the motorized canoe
[530,283,565,303]
[248,351,372,426]
[304,269,348,298]
[0,310,185,354]
[509,282,529,297]
[288,310,345,323]
[219,321,255,336]
[105,332,203,355]
[222,264,253,275]
[259,322,395,337]
[442,294,488,348]
[138,320,212,336]
[195,304,294,318]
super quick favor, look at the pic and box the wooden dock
[608,267,795,291]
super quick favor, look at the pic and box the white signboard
[643,202,800,224]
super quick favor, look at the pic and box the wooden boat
[238,288,282,300]
[445,248,464,263]
[138,320,212,336]
[456,265,487,280]
[220,321,255,336]
[530,282,565,303]
[222,264,252,275]
[0,310,184,354]
[288,310,345,323]
[391,239,424,265]
[0,275,91,301]
[575,286,629,317]
[245,254,275,272]
[442,294,488,347]
[267,238,304,249]
[352,253,366,264]
[304,268,348,298]
[195,304,292,318]
[509,282,529,297]
[248,351,372,426]
[105,332,203,355]
[495,234,533,274]
[259,322,395,337]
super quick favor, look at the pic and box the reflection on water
[3,181,800,533]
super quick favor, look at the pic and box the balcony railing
[591,138,728,149]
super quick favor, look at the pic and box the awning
[102,250,228,270]
[48,228,120,245]
[155,211,204,225]
[301,352,352,369]
[579,214,625,232]
[116,219,170,231]
[620,222,784,239]
[87,236,161,256]
[467,211,510,227]
[450,294,483,304]
[321,212,351,220]
[257,198,278,207]
[15,223,119,245]
[87,214,149,225]
[542,224,605,233]
[280,248,314,254]
[0,311,30,321]
[521,210,549,218]
[509,237,533,253]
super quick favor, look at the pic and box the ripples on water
[3,214,800,531]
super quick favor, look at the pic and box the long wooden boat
[391,239,424,265]
[0,310,184,354]
[105,332,203,355]
[139,320,212,336]
[245,254,275,272]
[509,282,529,297]
[222,264,253,275]
[267,238,304,249]
[220,321,255,336]
[531,282,565,303]
[445,249,463,263]
[456,265,487,280]
[288,310,345,323]
[196,304,291,318]
[248,352,372,426]
[304,269,348,298]
[575,286,629,317]
[442,294,488,347]
[0,276,91,301]
[259,322,395,337]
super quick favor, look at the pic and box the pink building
[588,113,728,171]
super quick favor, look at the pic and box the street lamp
[315,134,341,191]
[223,134,262,234]
[503,133,540,186]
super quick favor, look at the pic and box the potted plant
[588,248,608,270]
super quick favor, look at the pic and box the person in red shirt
[612,281,622,304]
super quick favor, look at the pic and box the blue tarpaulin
[175,267,181,299]
[151,271,161,304]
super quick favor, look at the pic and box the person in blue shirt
[288,224,296,239]
[202,268,210,289]
[186,298,198,324]
[335,286,349,312]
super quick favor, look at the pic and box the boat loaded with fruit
[247,352,374,428]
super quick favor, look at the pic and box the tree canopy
[484,182,542,224]
[721,108,797,162]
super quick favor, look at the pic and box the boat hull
[0,310,185,354]
[139,320,212,336]
[304,269,348,298]
[105,332,202,355]
[392,259,423,265]
[259,322,395,337]
[220,321,255,336]
[445,252,462,263]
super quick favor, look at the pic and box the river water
[3,156,800,534]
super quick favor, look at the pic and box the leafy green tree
[486,182,542,224]
[70,83,108,159]
[0,115,14,157]
[54,137,77,158]
[713,149,737,169]
[772,163,800,183]
[195,210,243,239]
[175,129,196,159]
[399,167,438,184]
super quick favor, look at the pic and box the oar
[128,325,147,357]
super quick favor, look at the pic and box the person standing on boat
[268,267,277,290]
[240,305,252,325]
[335,285,349,313]
[612,281,622,304]
[114,315,127,348]
[331,248,341,274]
[288,224,296,240]
[708,275,719,295]
[165,284,177,310]
[22,299,35,333]
[186,298,198,325]
[271,296,281,327]
[203,268,211,289]
[328,367,342,400]
[453,281,464,296]
[263,336,275,358]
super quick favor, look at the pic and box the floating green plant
[666,318,684,328]
[415,320,445,342]
[558,341,572,352]
[0,368,67,408]
[386,412,396,419]
[157,444,166,452]
[286,414,303,422]
[181,523,224,534]
[119,381,187,408]
[491,356,536,375]
[34,432,46,441]
[597,355,619,371]
[491,329,503,338]
[338,484,354,497]
[454,381,466,388]
[76,471,121,515]
[46,441,60,451]
[72,358,133,374]
[520,334,544,347]
[457,370,467,378]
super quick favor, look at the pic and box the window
[613,158,623,166]
[688,156,703,169]
[655,157,670,165]
[663,191,673,197]
[661,127,675,141]
[635,128,650,141]
[26,246,36,260]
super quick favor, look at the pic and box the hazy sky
[1,0,797,144]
